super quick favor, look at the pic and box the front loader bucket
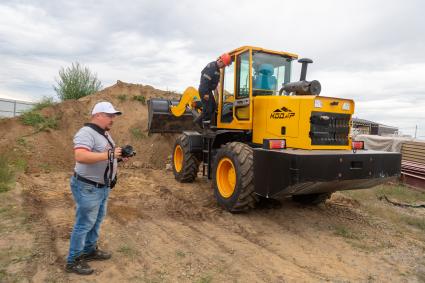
[148,98,198,134]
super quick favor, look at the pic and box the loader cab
[217,46,297,130]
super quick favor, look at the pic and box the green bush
[132,95,146,105]
[32,96,55,111]
[117,95,127,102]
[53,62,102,100]
[20,112,58,131]
[0,155,14,193]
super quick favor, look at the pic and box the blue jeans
[67,176,110,263]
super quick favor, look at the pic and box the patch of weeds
[350,240,394,252]
[39,163,51,173]
[333,225,360,240]
[20,111,44,126]
[132,95,146,105]
[16,137,27,147]
[376,184,425,203]
[402,216,425,231]
[0,155,14,193]
[32,96,55,111]
[117,244,139,259]
[118,94,127,102]
[176,250,186,258]
[19,111,59,132]
[11,159,28,173]
[196,274,213,283]
[130,128,145,140]
[0,269,6,281]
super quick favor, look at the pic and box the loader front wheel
[172,134,200,183]
[292,193,332,205]
[213,142,258,212]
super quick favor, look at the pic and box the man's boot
[82,246,112,261]
[65,256,94,275]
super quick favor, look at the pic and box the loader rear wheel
[212,142,258,212]
[172,134,200,183]
[292,193,332,205]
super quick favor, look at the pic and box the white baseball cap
[91,101,122,115]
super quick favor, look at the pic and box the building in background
[351,118,399,136]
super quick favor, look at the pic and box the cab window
[252,52,292,96]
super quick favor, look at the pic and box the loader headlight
[342,102,351,111]
[314,99,322,108]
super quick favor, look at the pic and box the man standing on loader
[195,53,231,128]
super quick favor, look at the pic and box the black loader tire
[212,142,259,212]
[172,134,200,183]
[292,193,332,205]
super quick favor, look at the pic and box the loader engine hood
[252,95,355,150]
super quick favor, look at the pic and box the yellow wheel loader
[148,46,401,212]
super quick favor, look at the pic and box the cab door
[217,49,253,130]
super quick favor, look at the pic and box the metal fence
[0,98,35,117]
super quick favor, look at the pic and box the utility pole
[414,125,418,139]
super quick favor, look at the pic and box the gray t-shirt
[73,126,117,184]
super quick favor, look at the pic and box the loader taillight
[352,141,364,150]
[263,139,286,150]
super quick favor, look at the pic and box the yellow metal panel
[252,95,354,150]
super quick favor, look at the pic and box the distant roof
[352,118,398,130]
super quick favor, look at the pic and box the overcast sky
[0,0,424,136]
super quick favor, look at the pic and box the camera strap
[84,123,116,187]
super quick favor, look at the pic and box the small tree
[53,62,102,100]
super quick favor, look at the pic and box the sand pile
[0,81,180,173]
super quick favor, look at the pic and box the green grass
[31,96,55,111]
[0,155,14,193]
[132,95,146,105]
[402,216,425,231]
[118,94,127,102]
[376,184,425,203]
[333,225,360,240]
[130,128,145,140]
[19,111,58,132]
[16,137,27,147]
[175,250,186,258]
[343,185,425,241]
[117,244,140,259]
[195,275,213,283]
[11,159,28,173]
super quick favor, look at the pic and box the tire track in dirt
[20,180,70,282]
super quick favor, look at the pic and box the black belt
[73,173,106,188]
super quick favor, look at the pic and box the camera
[121,145,136,158]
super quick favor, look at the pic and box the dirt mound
[0,81,180,173]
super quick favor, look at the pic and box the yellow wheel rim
[174,145,183,172]
[216,157,236,198]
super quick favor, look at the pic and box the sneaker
[82,247,112,261]
[65,257,94,275]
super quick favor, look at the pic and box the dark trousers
[201,92,216,124]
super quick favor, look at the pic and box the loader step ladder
[202,136,213,179]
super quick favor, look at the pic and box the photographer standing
[66,101,126,275]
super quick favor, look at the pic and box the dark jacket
[199,61,220,96]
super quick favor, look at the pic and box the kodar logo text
[270,107,295,119]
